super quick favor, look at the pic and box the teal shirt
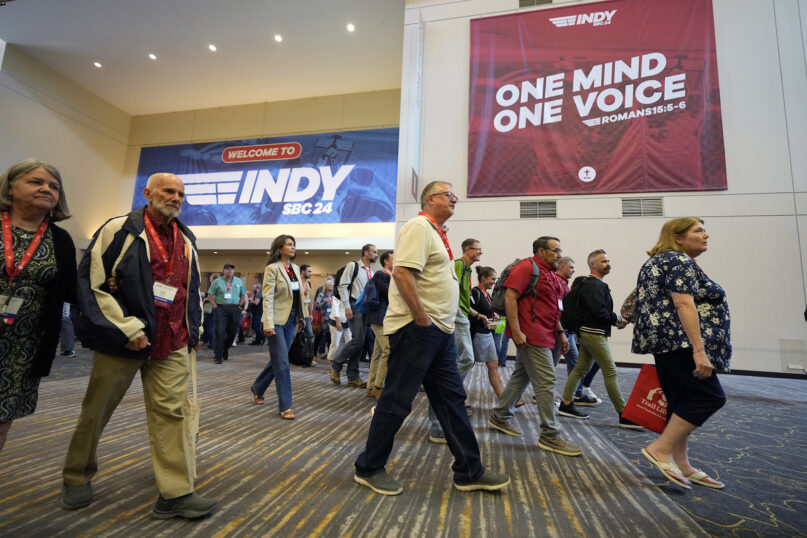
[208,276,247,306]
[454,258,472,315]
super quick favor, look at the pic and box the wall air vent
[622,197,663,217]
[520,200,557,219]
[519,0,552,7]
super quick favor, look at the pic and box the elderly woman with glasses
[0,159,76,451]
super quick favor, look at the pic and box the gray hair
[587,249,607,265]
[558,256,575,266]
[419,181,452,210]
[0,159,71,222]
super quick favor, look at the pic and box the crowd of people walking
[0,160,732,518]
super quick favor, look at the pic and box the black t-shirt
[470,286,494,334]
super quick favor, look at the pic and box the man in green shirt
[207,263,247,364]
[428,238,488,443]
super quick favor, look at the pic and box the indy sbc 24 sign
[468,0,726,196]
[133,128,398,225]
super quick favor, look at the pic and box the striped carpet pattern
[0,345,706,537]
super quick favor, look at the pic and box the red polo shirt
[503,256,563,348]
[145,214,189,359]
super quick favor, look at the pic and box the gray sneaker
[537,436,583,457]
[454,470,511,492]
[354,471,403,496]
[152,492,218,519]
[60,482,92,510]
[488,415,524,437]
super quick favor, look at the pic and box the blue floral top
[631,250,731,372]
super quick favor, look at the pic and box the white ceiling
[0,0,405,116]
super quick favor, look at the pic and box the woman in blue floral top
[632,217,729,490]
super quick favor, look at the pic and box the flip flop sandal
[641,448,692,489]
[279,409,296,420]
[251,386,264,405]
[685,470,724,489]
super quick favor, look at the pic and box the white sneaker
[232,341,237,347]
[582,387,602,403]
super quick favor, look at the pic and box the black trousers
[215,305,241,360]
[654,347,726,427]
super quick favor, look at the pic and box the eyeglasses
[543,248,562,255]
[431,191,458,200]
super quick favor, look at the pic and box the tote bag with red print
[621,364,668,434]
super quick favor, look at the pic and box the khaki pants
[63,347,194,499]
[367,323,390,389]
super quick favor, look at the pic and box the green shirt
[208,276,247,306]
[454,258,472,315]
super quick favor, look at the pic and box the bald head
[144,173,185,221]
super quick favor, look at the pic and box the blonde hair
[647,217,704,256]
[0,159,71,222]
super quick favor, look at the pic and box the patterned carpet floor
[0,343,804,537]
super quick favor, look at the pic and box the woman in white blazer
[251,235,305,419]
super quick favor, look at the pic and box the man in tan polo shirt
[352,180,510,496]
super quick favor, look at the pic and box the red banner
[468,0,726,196]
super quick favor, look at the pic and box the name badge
[224,293,232,299]
[558,298,564,311]
[304,298,311,304]
[290,281,300,291]
[154,281,179,309]
[0,295,24,324]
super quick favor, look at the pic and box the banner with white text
[468,0,726,196]
[133,128,398,225]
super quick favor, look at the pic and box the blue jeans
[494,333,509,366]
[428,311,473,436]
[250,310,264,344]
[355,322,484,484]
[332,301,365,381]
[252,308,296,411]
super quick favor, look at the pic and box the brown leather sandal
[251,386,264,405]
[280,409,296,420]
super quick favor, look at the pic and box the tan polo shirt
[384,215,459,335]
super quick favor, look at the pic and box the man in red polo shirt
[487,236,582,456]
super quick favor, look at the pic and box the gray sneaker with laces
[537,436,583,457]
[354,471,403,496]
[454,470,511,491]
[488,415,524,437]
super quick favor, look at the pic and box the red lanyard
[418,212,453,259]
[143,212,179,278]
[282,263,296,280]
[362,264,373,279]
[476,285,492,307]
[2,212,48,286]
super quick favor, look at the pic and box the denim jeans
[551,333,583,397]
[331,301,365,381]
[250,310,264,344]
[493,344,560,440]
[252,308,296,411]
[355,322,484,484]
[428,311,474,436]
[493,332,509,366]
[562,331,625,413]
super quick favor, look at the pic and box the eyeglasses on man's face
[431,191,458,201]
[542,247,562,255]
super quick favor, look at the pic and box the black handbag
[288,330,314,367]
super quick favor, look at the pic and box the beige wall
[0,44,131,240]
[402,0,807,373]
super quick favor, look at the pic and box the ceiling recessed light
[93,61,102,68]
[274,34,283,43]
[208,44,217,52]
[346,23,355,32]
[213,251,218,254]
[148,53,157,60]
[305,251,310,255]
[345,251,350,255]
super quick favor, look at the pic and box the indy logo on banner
[549,10,617,28]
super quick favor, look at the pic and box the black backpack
[333,261,359,302]
[491,258,540,318]
[561,276,595,333]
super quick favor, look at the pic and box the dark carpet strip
[1,343,801,537]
